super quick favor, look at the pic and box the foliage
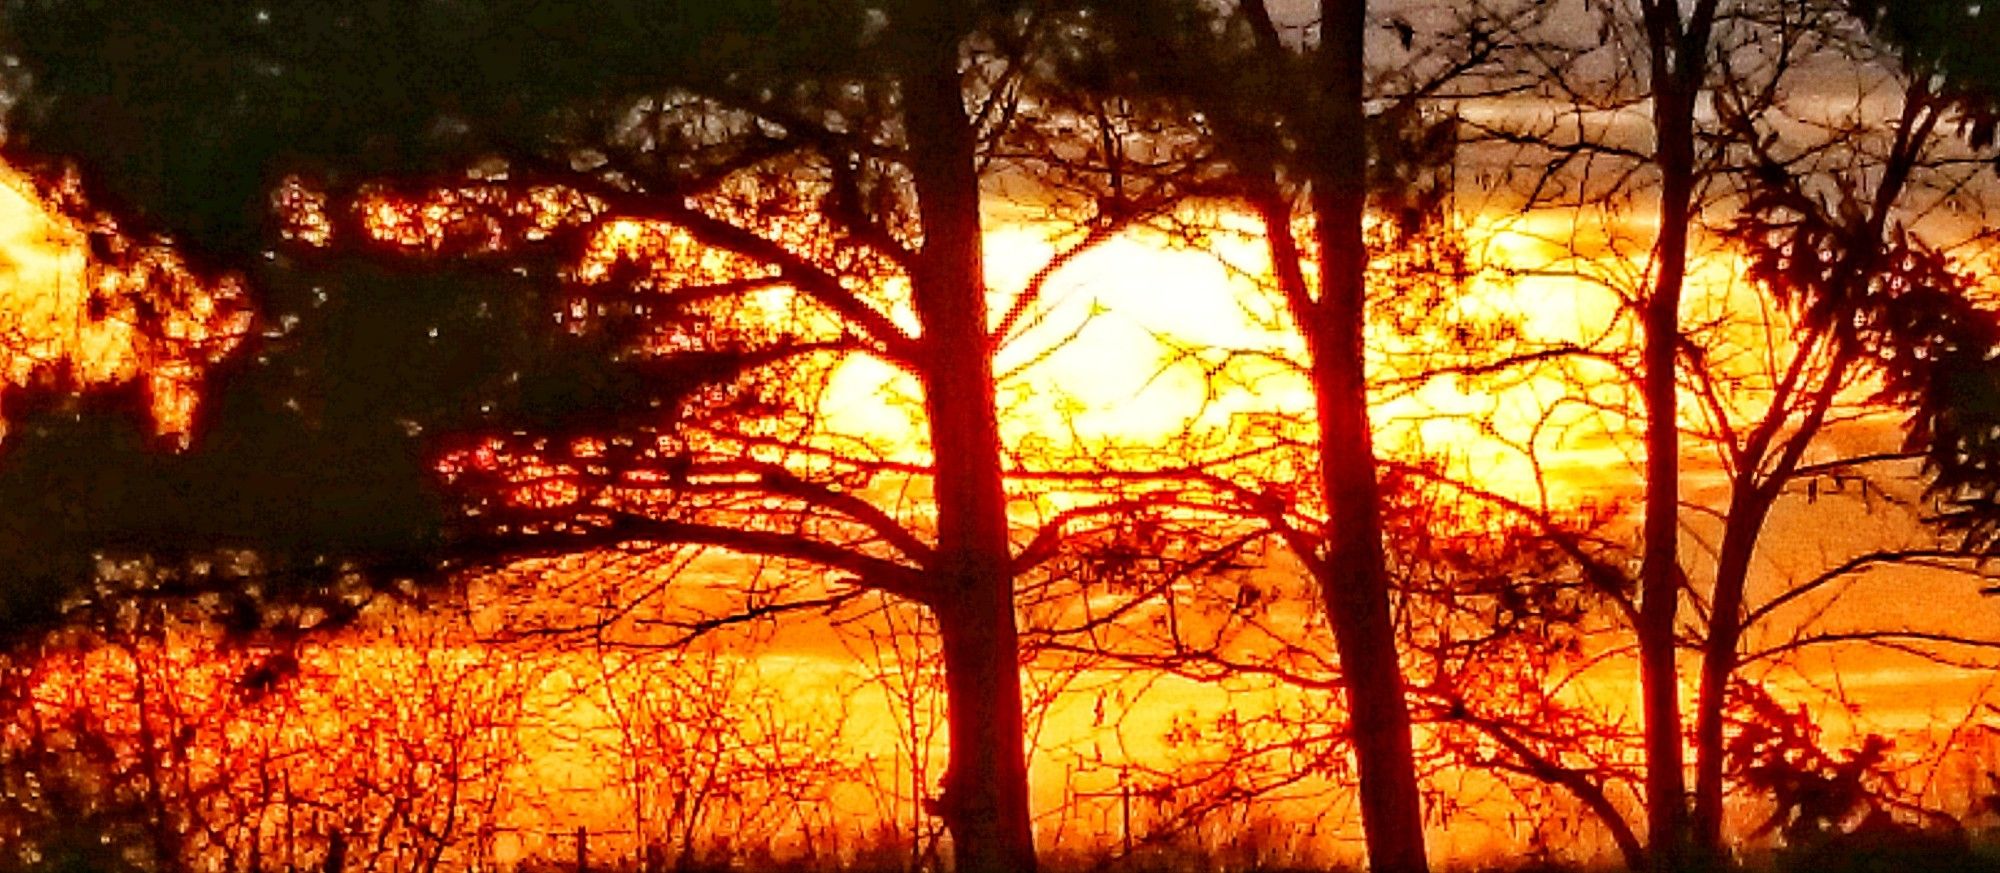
[4,2,2000,872]
[1726,167,2000,555]
[0,0,857,260]
[0,2,827,640]
[1849,0,2000,152]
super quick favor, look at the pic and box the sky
[0,149,1990,698]
[3,42,2000,859]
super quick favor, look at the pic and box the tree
[1588,3,2000,864]
[1290,7,1434,866]
[0,596,537,873]
[3,3,1210,870]
[1629,5,1718,866]
[1465,2,1824,865]
[1849,0,2000,145]
[1464,1,2000,867]
[1063,2,1557,869]
[0,0,739,643]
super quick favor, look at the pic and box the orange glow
[0,166,250,443]
[352,183,595,254]
[2,160,1996,873]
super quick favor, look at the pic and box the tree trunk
[1632,7,1730,869]
[1301,2,1432,871]
[1691,485,1767,863]
[933,593,1037,873]
[901,5,1039,871]
[1637,169,1691,873]
[1690,353,1861,862]
[1307,347,1432,873]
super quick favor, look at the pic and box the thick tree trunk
[1307,342,1431,873]
[1301,3,1431,871]
[932,589,1036,873]
[901,6,1038,871]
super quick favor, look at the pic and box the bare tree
[1054,2,1574,867]
[1461,2,2000,867]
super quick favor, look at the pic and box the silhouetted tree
[1467,1,2000,868]
[1054,2,1550,867]
[1849,0,2000,150]
[3,4,1207,870]
[0,0,753,642]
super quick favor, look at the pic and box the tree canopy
[0,1,838,638]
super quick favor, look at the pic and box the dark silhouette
[0,3,673,637]
[1628,5,1722,868]
[1066,2,1531,869]
[1,4,1186,870]
[0,194,718,640]
[1064,3,1456,868]
[7,4,2000,872]
[1466,2,2000,868]
[1850,1,2000,149]
[1845,0,2000,557]
[0,1,866,634]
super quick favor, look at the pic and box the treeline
[3,2,2000,872]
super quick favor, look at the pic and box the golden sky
[2,155,1997,867]
[0,164,248,440]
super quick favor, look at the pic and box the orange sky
[0,165,249,441]
[2,158,1998,866]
